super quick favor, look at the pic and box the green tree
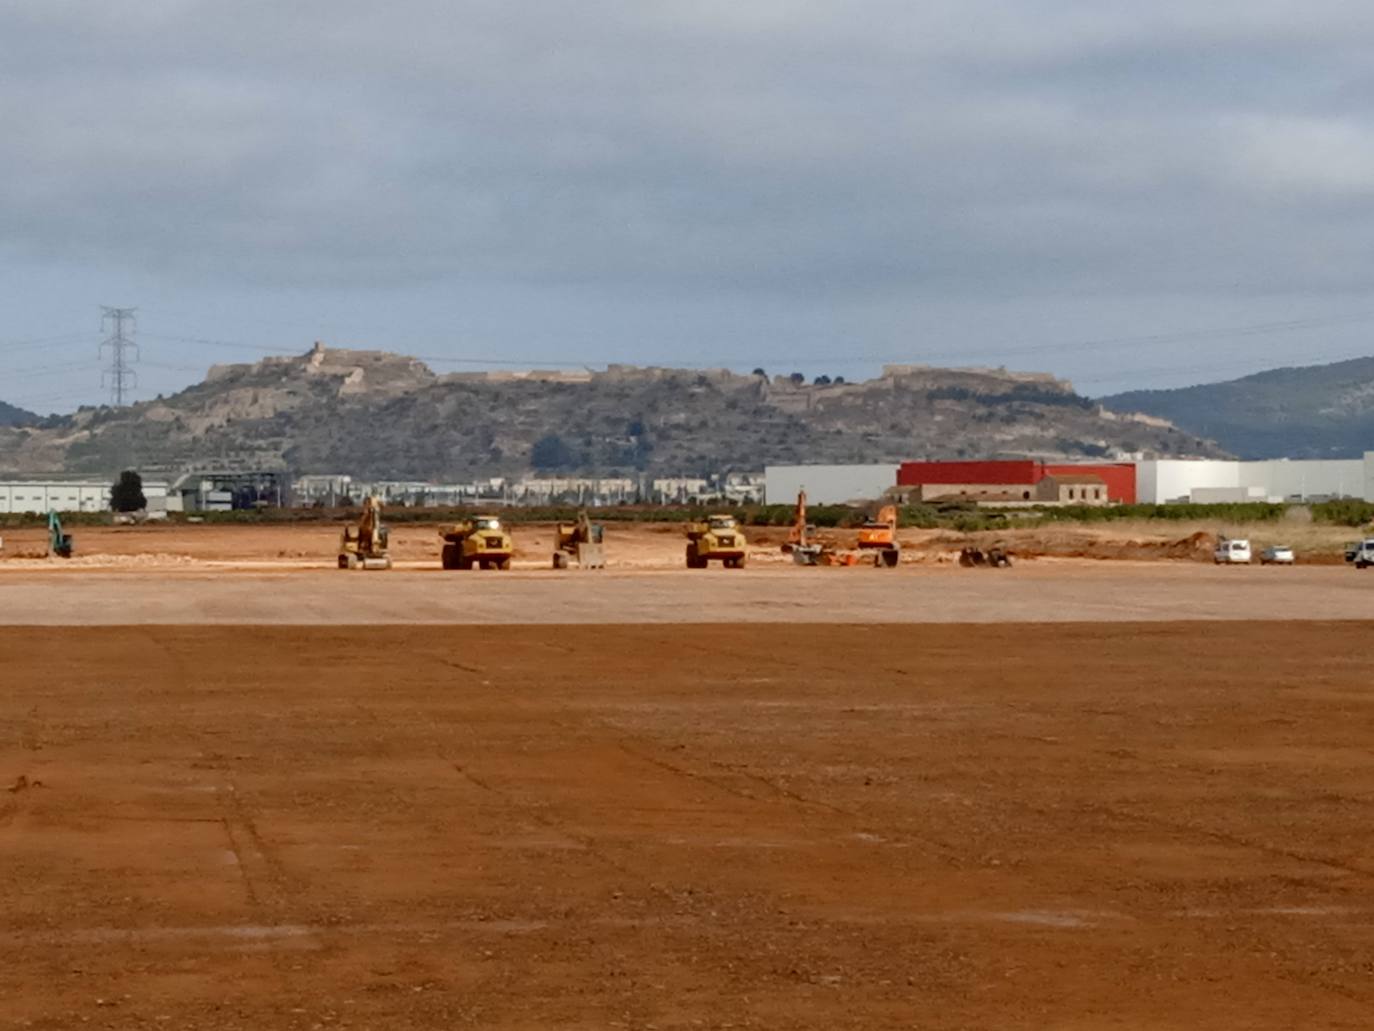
[530,434,576,471]
[110,470,147,512]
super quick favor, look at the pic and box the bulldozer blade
[576,543,606,569]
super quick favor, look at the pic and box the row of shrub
[1021,502,1290,524]
[3,499,1371,531]
[1311,499,1374,527]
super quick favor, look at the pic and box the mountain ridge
[1101,355,1374,459]
[0,343,1225,478]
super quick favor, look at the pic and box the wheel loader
[440,514,513,570]
[553,511,605,569]
[685,514,748,569]
[857,504,901,568]
[959,544,1013,568]
[338,496,392,569]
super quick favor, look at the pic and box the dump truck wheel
[441,544,459,570]
[685,545,698,569]
[553,553,568,570]
[498,557,512,571]
[338,555,350,569]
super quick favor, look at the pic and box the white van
[1214,538,1252,565]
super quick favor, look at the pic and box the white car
[1214,538,1252,564]
[1260,545,1294,565]
[1351,540,1374,569]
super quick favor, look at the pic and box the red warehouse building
[897,460,1137,504]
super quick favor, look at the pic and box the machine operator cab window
[475,517,503,531]
[708,515,737,531]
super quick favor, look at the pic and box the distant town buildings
[8,453,1373,515]
[764,454,1374,507]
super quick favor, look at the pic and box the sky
[5,1,1374,412]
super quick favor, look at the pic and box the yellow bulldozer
[440,514,513,570]
[685,513,748,569]
[338,496,392,570]
[553,511,605,569]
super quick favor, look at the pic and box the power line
[0,331,95,354]
[99,307,139,406]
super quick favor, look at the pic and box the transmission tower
[100,306,139,406]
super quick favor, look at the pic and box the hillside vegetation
[1103,355,1374,459]
[0,400,36,427]
[0,344,1223,478]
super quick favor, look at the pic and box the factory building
[0,480,174,516]
[1135,454,1374,503]
[764,465,900,505]
[897,461,1138,504]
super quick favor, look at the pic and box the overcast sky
[5,1,1374,412]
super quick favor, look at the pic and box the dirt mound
[951,528,1220,563]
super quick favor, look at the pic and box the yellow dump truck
[685,514,748,569]
[440,515,514,570]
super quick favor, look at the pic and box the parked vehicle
[1346,541,1362,563]
[1350,540,1374,569]
[1260,545,1294,565]
[1213,538,1252,565]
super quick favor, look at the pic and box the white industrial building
[764,464,899,505]
[0,480,174,515]
[1136,454,1374,504]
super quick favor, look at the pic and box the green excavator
[48,512,73,559]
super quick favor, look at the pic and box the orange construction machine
[857,505,900,568]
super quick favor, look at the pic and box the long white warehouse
[764,465,898,505]
[0,481,173,515]
[1136,454,1374,503]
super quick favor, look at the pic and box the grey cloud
[4,1,1374,406]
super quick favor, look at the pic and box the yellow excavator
[440,514,514,570]
[338,496,392,569]
[685,513,748,569]
[554,511,606,569]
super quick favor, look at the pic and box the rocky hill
[1102,355,1374,460]
[0,400,36,427]
[0,343,1223,478]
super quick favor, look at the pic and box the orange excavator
[784,490,823,565]
[857,504,901,568]
[784,491,860,567]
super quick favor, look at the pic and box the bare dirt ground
[1,518,1359,573]
[0,564,1373,625]
[3,623,1374,1029]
